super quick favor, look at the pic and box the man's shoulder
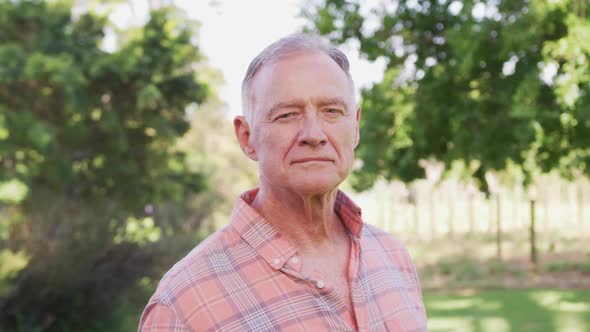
[361,223,408,251]
[360,223,419,270]
[139,224,248,330]
[150,224,243,302]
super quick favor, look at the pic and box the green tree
[304,0,590,191]
[0,1,209,330]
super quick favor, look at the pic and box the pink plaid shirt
[139,189,427,331]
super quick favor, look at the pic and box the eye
[324,108,343,116]
[274,112,295,121]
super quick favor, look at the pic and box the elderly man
[139,33,427,331]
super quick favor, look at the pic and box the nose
[298,114,327,147]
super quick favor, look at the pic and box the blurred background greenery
[0,0,588,331]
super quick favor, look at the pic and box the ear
[354,105,361,148]
[234,115,258,161]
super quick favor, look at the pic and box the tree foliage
[305,0,590,191]
[0,0,207,207]
[0,1,210,330]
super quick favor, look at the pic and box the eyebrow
[316,97,349,110]
[267,99,306,120]
[266,97,350,120]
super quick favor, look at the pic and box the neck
[251,181,346,254]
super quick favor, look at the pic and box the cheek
[334,124,357,153]
[255,129,290,164]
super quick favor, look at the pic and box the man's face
[241,51,360,195]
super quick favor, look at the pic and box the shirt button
[316,280,325,289]
[273,258,281,266]
[290,256,299,264]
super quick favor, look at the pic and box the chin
[289,176,342,195]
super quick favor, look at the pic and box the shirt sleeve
[138,300,190,332]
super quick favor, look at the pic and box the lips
[291,157,334,164]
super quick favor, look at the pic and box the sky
[107,0,386,118]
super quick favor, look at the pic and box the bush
[0,1,210,330]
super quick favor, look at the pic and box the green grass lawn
[424,289,590,332]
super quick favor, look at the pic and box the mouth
[291,157,334,164]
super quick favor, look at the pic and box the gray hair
[241,33,354,123]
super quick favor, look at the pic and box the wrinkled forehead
[245,52,355,122]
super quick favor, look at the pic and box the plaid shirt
[139,189,427,331]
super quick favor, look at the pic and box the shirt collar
[230,188,364,270]
[334,189,363,239]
